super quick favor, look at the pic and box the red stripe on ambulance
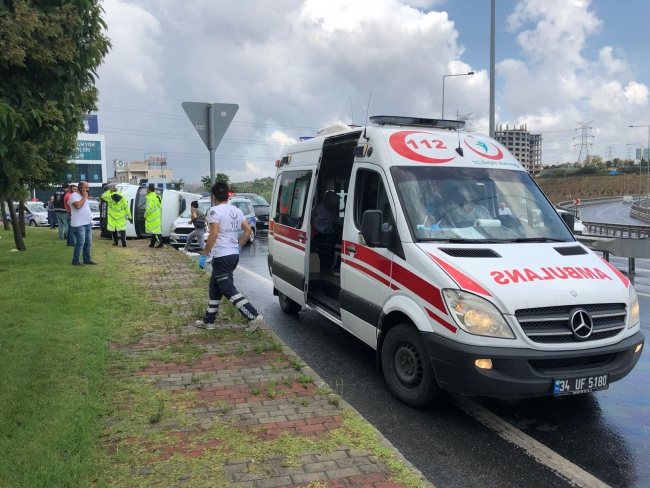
[427,253,491,297]
[490,266,613,285]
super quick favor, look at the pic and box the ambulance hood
[420,243,630,314]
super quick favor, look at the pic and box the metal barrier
[630,202,650,223]
[557,196,624,210]
[582,221,650,238]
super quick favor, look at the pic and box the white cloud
[497,0,648,163]
[99,0,163,98]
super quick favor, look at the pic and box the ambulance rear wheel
[279,292,302,314]
[382,324,439,407]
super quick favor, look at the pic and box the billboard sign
[145,153,167,167]
[83,115,98,134]
[75,140,101,160]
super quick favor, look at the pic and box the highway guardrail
[582,221,650,238]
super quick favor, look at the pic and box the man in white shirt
[69,181,97,266]
[196,182,263,332]
[498,202,513,216]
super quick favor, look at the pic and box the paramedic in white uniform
[196,182,264,332]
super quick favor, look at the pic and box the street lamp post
[442,72,474,119]
[626,142,643,203]
[629,125,650,207]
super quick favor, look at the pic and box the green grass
[0,228,149,487]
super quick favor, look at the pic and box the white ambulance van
[268,116,644,407]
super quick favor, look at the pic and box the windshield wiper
[511,237,569,243]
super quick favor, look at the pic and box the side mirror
[361,210,383,247]
[560,212,575,233]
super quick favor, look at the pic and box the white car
[89,200,101,228]
[169,197,257,250]
[23,201,50,227]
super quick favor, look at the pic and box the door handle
[298,233,306,243]
[346,245,356,255]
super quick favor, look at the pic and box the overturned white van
[267,116,644,407]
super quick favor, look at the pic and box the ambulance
[267,116,644,407]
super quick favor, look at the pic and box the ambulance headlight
[171,224,176,231]
[629,285,640,328]
[442,289,515,339]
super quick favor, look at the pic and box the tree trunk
[0,196,9,231]
[18,200,26,238]
[7,197,26,251]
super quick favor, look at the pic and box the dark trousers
[149,234,162,246]
[48,211,58,228]
[313,232,342,268]
[203,254,259,324]
[112,230,126,244]
[66,213,75,246]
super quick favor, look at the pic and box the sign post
[182,102,239,187]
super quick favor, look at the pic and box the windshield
[241,194,269,206]
[391,166,574,243]
[26,203,45,214]
[89,202,99,212]
[180,201,210,219]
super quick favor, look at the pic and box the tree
[168,179,185,190]
[201,173,231,191]
[0,0,110,250]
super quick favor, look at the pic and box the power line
[97,105,319,131]
[605,145,615,161]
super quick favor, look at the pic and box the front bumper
[423,330,644,398]
[170,231,194,248]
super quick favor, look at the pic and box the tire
[248,228,256,244]
[29,220,37,227]
[278,292,302,314]
[381,324,440,407]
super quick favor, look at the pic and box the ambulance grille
[554,246,588,256]
[439,248,501,258]
[515,303,626,343]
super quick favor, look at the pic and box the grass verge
[0,228,152,486]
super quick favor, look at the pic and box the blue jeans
[72,224,92,264]
[66,213,75,246]
[56,212,69,240]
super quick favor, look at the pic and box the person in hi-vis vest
[144,184,163,248]
[101,184,132,247]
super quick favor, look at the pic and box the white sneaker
[178,248,187,253]
[245,315,264,332]
[186,252,200,257]
[195,320,217,330]
[206,255,213,263]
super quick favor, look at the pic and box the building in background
[494,124,543,175]
[636,148,649,161]
[109,154,174,188]
[34,115,106,201]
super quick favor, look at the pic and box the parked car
[233,192,271,230]
[169,196,257,250]
[89,200,101,228]
[21,201,49,227]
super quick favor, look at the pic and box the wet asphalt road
[232,231,649,488]
[580,202,642,225]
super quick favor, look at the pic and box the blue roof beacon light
[369,116,465,130]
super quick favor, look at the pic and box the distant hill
[232,176,274,203]
[537,174,639,204]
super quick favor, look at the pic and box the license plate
[178,236,187,241]
[553,374,609,396]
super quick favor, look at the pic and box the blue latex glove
[198,255,207,269]
[238,246,242,253]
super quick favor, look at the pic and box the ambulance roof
[280,118,525,172]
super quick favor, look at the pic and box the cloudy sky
[95,0,650,183]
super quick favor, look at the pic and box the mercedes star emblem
[569,309,594,340]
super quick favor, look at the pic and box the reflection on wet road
[234,232,648,487]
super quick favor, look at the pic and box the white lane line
[238,264,611,488]
[238,265,274,286]
[450,396,610,488]
[636,291,650,298]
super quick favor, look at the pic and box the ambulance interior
[307,133,360,315]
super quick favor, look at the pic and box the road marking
[238,265,274,286]
[636,291,650,298]
[239,264,611,488]
[450,396,610,488]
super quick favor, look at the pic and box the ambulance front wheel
[382,324,440,407]
[279,292,302,314]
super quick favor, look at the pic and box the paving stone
[290,471,326,484]
[254,475,293,488]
